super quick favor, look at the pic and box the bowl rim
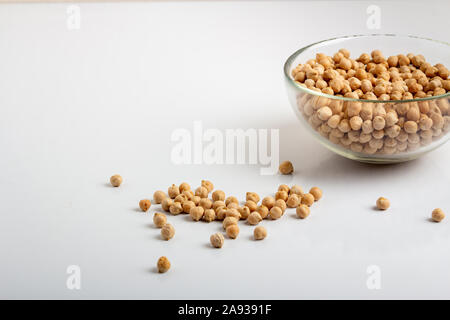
[283,34,450,104]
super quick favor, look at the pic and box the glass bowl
[284,34,450,163]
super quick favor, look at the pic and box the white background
[0,1,449,299]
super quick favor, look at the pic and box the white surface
[0,1,449,299]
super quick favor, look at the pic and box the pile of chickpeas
[292,50,450,155]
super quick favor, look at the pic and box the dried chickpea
[274,199,287,212]
[192,195,201,206]
[247,212,262,225]
[223,216,238,229]
[254,226,267,240]
[195,186,208,198]
[189,206,204,221]
[238,206,251,220]
[201,180,214,193]
[256,205,269,219]
[246,192,260,204]
[296,204,310,219]
[279,161,294,175]
[216,207,227,220]
[226,224,240,239]
[376,197,390,210]
[431,208,445,222]
[212,200,226,211]
[286,194,300,208]
[161,223,175,240]
[278,184,290,193]
[309,187,323,201]
[245,200,257,212]
[169,202,183,215]
[179,182,191,193]
[139,199,151,212]
[301,193,315,206]
[161,198,173,212]
[109,174,123,187]
[182,190,194,200]
[225,208,241,220]
[153,213,167,228]
[199,198,213,210]
[203,209,216,222]
[269,206,283,220]
[225,196,239,206]
[275,190,289,201]
[182,200,196,214]
[212,190,225,202]
[174,194,188,203]
[290,185,303,196]
[157,256,170,273]
[168,184,180,199]
[262,196,275,209]
[210,233,225,248]
[153,191,166,204]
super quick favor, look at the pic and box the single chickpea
[279,161,294,175]
[192,195,201,206]
[182,190,194,200]
[161,198,173,212]
[262,196,275,209]
[202,209,215,222]
[212,190,225,202]
[286,194,300,208]
[274,199,287,212]
[254,226,267,240]
[216,207,227,220]
[157,256,171,273]
[317,106,333,121]
[256,205,269,219]
[210,233,225,248]
[269,206,283,220]
[225,208,241,220]
[278,184,290,193]
[212,200,226,211]
[376,197,390,210]
[275,190,289,201]
[153,213,167,228]
[168,184,180,199]
[189,206,204,221]
[169,202,183,215]
[301,193,315,206]
[361,79,373,93]
[139,199,151,212]
[201,180,214,193]
[246,192,260,203]
[195,186,208,198]
[225,196,239,207]
[349,116,363,130]
[431,208,445,222]
[245,200,258,212]
[199,198,213,210]
[238,206,251,220]
[296,204,310,219]
[290,185,303,196]
[372,116,386,131]
[226,225,240,239]
[387,56,399,67]
[179,182,191,193]
[404,121,418,134]
[161,223,175,240]
[110,174,123,187]
[182,200,196,214]
[223,216,238,230]
[309,187,323,201]
[174,194,188,203]
[153,191,166,204]
[247,212,262,225]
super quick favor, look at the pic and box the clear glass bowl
[284,34,450,163]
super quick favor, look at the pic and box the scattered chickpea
[227,202,240,209]
[262,196,275,209]
[168,184,180,199]
[153,213,167,228]
[376,197,390,210]
[254,226,267,240]
[179,182,191,193]
[431,208,445,222]
[182,200,195,214]
[202,209,216,222]
[309,187,323,201]
[223,216,238,229]
[174,194,188,203]
[195,186,208,198]
[153,191,166,204]
[245,200,258,212]
[275,190,289,202]
[296,204,310,219]
[139,199,151,212]
[212,200,226,211]
[210,233,225,248]
[225,196,239,206]
[169,202,183,215]
[301,193,315,206]
[274,199,287,212]
[199,198,213,210]
[225,208,241,220]
[269,206,283,220]
[157,256,171,273]
[226,224,240,239]
[216,207,228,220]
[289,185,303,196]
[247,212,262,225]
[192,195,201,206]
[278,184,290,193]
[246,192,260,203]
[110,174,123,187]
[212,190,226,202]
[238,206,251,220]
[286,194,300,208]
[189,206,204,221]
[256,205,269,219]
[279,160,294,175]
[161,223,175,240]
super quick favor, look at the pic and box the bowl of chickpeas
[284,34,450,163]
